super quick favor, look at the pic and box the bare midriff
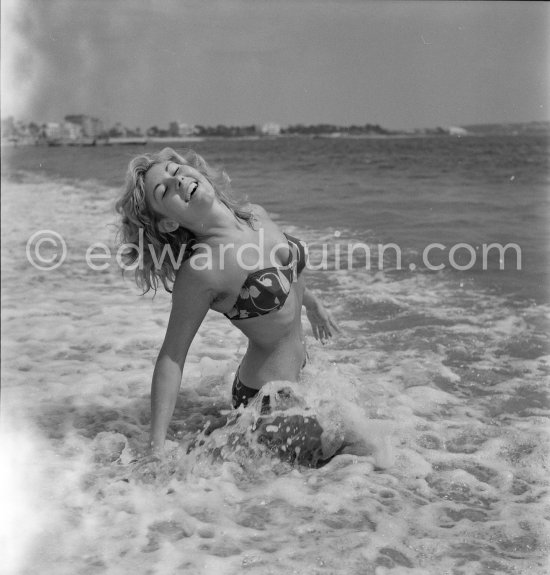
[231,280,306,389]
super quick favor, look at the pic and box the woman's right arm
[150,265,215,454]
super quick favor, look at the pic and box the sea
[1,134,549,575]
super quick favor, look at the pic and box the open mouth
[186,181,198,202]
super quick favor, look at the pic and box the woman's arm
[302,287,339,342]
[150,265,215,454]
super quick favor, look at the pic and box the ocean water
[1,135,549,574]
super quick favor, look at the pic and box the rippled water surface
[2,135,549,574]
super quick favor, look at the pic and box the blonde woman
[116,148,338,465]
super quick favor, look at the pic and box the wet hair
[115,147,254,294]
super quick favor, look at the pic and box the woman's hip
[238,341,306,389]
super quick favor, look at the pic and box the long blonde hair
[115,147,254,294]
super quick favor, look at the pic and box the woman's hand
[305,299,339,343]
[128,442,178,483]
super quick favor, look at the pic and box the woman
[116,148,338,462]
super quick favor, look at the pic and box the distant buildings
[0,116,395,143]
[168,122,197,137]
[44,121,80,140]
[261,122,281,136]
[1,116,28,141]
[10,113,536,145]
[64,114,104,138]
[38,115,105,143]
[448,126,469,136]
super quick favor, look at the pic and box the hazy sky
[2,0,549,131]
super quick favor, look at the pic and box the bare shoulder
[249,203,270,221]
[172,258,224,303]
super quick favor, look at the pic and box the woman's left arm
[302,287,340,342]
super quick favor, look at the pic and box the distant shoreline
[2,127,548,148]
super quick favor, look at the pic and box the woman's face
[143,160,215,226]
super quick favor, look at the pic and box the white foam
[2,175,549,574]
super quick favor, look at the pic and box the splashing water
[2,158,549,574]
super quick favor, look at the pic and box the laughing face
[144,160,216,229]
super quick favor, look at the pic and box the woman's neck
[192,200,250,244]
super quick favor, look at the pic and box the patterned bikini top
[224,233,308,320]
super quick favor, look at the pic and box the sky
[1,0,549,131]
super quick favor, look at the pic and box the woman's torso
[205,208,307,387]
[229,277,306,388]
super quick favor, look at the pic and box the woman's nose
[176,174,191,185]
[168,174,186,187]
